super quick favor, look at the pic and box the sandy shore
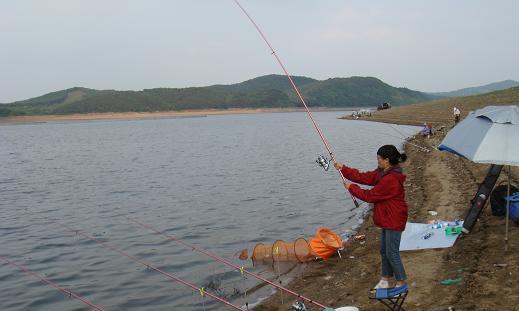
[0,107,351,125]
[255,108,519,310]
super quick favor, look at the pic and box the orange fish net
[309,227,342,260]
[251,228,342,263]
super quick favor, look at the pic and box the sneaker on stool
[370,279,390,293]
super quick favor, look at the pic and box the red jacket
[341,165,408,231]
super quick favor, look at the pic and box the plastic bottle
[432,223,443,229]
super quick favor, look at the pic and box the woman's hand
[343,181,352,190]
[334,162,344,170]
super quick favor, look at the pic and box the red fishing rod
[126,216,329,309]
[233,0,360,209]
[59,223,246,311]
[0,255,107,311]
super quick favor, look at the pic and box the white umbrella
[439,105,519,165]
[439,105,519,250]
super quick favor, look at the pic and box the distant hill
[430,80,519,97]
[0,75,438,117]
[295,77,433,107]
[207,74,318,93]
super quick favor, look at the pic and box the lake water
[0,111,419,310]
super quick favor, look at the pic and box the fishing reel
[292,301,307,311]
[316,155,331,171]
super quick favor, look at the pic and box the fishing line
[233,0,360,209]
[58,222,246,311]
[0,255,107,311]
[349,122,431,153]
[382,121,434,152]
[378,130,431,153]
[126,216,329,309]
[388,123,417,139]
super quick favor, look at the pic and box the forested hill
[0,75,438,116]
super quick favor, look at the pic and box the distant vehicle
[377,102,391,111]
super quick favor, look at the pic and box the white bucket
[335,307,360,311]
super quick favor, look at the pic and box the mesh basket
[250,228,342,263]
[252,238,314,263]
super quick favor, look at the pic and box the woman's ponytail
[377,145,406,166]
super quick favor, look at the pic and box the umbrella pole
[505,165,510,252]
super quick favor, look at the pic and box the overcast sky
[1,0,518,103]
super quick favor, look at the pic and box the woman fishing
[334,145,408,293]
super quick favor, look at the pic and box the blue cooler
[506,194,519,220]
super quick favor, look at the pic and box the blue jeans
[380,229,407,281]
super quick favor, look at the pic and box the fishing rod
[400,140,431,153]
[377,124,432,153]
[385,123,438,152]
[0,255,107,311]
[58,223,246,311]
[233,0,360,209]
[388,124,418,139]
[347,120,431,153]
[126,216,329,309]
[380,130,431,153]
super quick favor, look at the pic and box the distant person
[421,122,434,138]
[426,123,434,137]
[453,107,461,124]
[334,145,408,293]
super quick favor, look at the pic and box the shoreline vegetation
[254,90,519,310]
